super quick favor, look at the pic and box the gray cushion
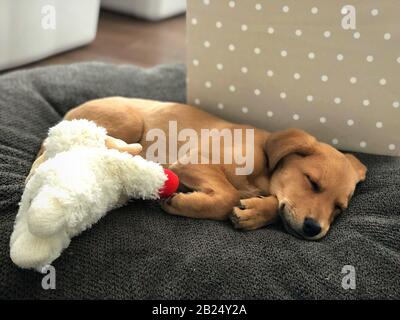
[0,62,399,299]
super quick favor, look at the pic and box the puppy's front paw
[160,193,180,215]
[230,198,277,231]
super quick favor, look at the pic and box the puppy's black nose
[303,218,321,237]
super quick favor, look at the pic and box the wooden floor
[5,10,186,73]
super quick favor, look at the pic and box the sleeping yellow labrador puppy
[30,97,366,240]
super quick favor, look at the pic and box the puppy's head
[265,129,366,240]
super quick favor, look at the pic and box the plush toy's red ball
[159,169,179,198]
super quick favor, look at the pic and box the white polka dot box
[186,0,400,156]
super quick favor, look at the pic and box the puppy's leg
[28,98,146,183]
[105,136,142,156]
[65,99,145,157]
[161,164,240,221]
[230,196,279,230]
[25,136,142,185]
[64,97,144,143]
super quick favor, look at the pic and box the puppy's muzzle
[279,204,323,240]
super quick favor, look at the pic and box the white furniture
[101,0,186,21]
[0,0,100,71]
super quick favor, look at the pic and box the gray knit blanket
[0,62,399,299]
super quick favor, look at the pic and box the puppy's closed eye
[305,174,321,193]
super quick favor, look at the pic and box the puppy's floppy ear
[264,128,317,171]
[345,154,367,183]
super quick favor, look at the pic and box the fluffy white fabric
[10,119,167,271]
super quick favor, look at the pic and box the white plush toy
[10,120,179,271]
